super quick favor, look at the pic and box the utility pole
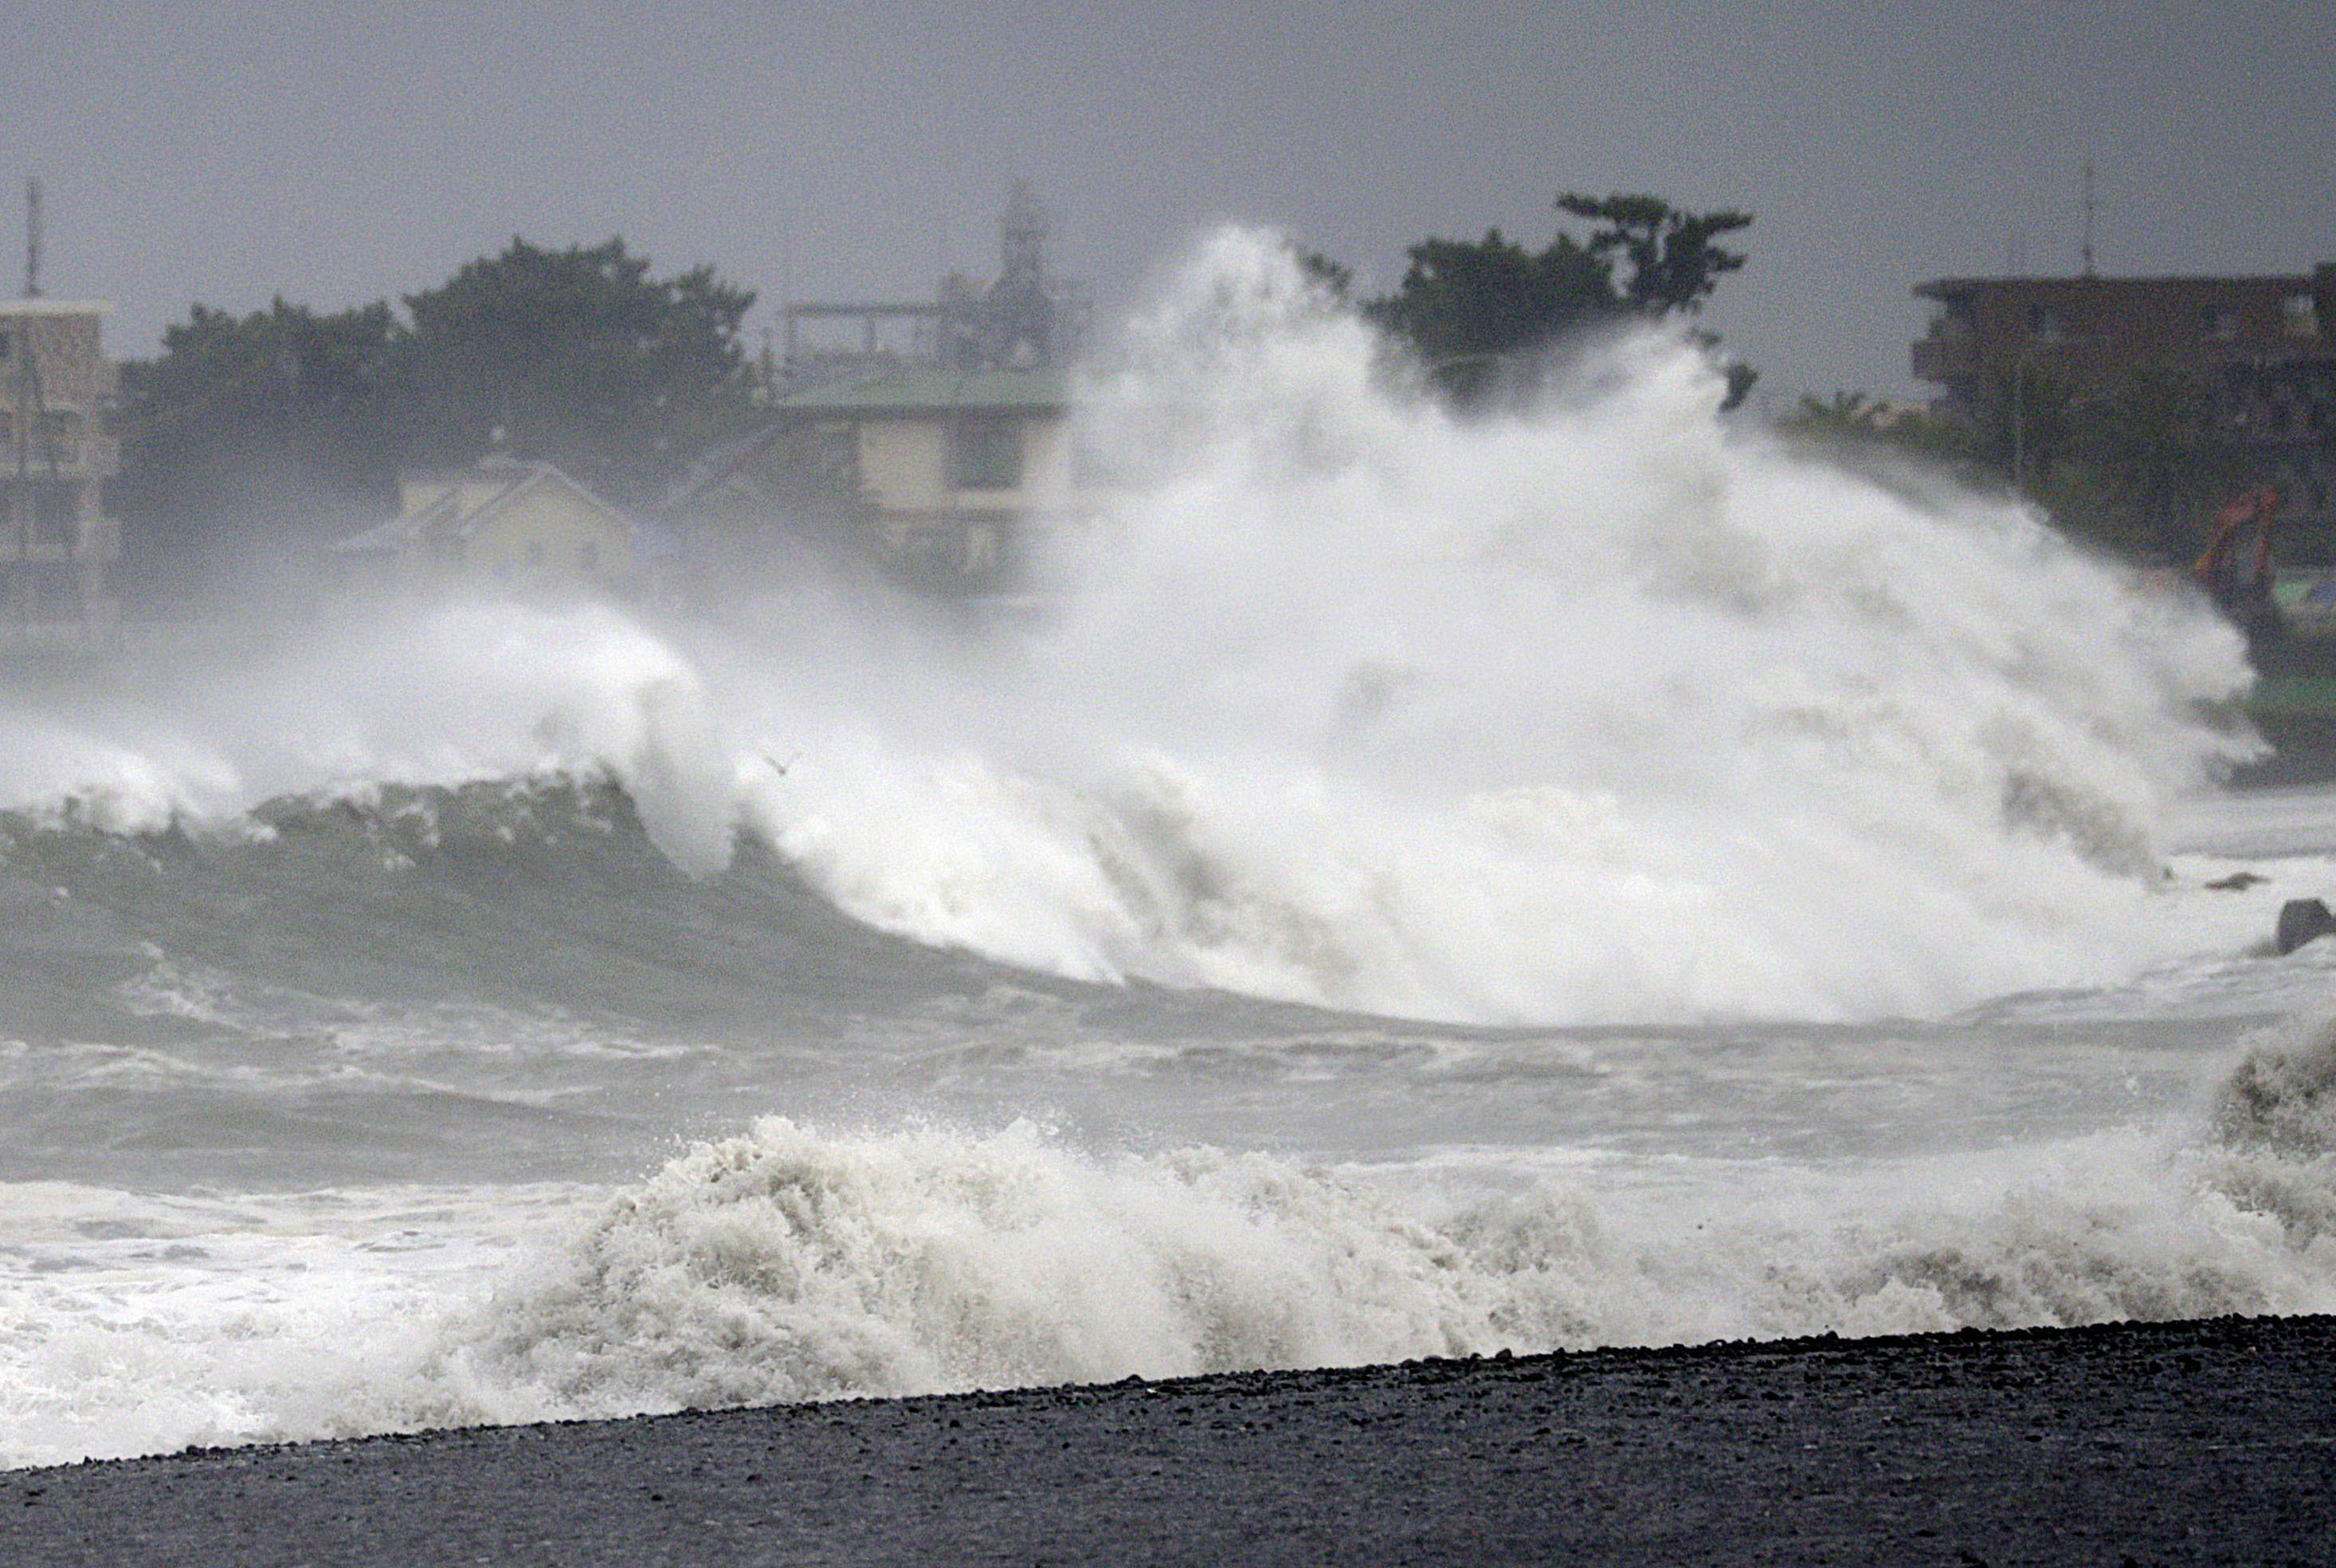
[23,176,41,298]
[2080,164,2096,279]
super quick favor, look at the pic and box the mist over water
[0,230,2263,1026]
[2,228,2329,1469]
[762,229,2257,1022]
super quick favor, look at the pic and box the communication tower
[0,179,122,647]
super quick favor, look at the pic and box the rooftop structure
[666,365,1080,592]
[777,182,1092,390]
[669,187,1099,594]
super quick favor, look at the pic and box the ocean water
[8,230,2336,1468]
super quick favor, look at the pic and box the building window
[0,331,13,360]
[949,419,1022,492]
[2283,293,2321,339]
[2202,306,2241,339]
[2027,306,2064,341]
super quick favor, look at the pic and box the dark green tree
[1295,250,1354,299]
[1366,229,1617,403]
[114,238,762,598]
[1554,193,1751,316]
[392,237,758,506]
[112,298,401,596]
[1776,371,2257,568]
[1358,194,1753,407]
[2053,371,2250,561]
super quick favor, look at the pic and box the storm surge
[0,229,2323,1469]
[0,229,2256,1025]
[745,229,2256,1021]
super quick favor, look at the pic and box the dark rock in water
[2205,870,2267,891]
[2275,897,2336,955]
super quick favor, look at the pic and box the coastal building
[666,366,1084,590]
[332,456,645,599]
[1910,266,2336,542]
[664,183,1099,592]
[0,297,121,646]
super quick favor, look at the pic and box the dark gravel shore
[7,1315,2332,1566]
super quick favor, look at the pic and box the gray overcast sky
[6,0,2332,404]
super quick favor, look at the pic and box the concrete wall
[857,420,950,510]
[856,413,1076,512]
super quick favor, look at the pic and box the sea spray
[0,229,2267,1021]
[735,229,2259,1021]
[445,1117,1515,1409]
[0,224,2322,1476]
[439,1092,2336,1418]
[10,1058,2336,1471]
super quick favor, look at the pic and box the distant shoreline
[7,1314,2330,1565]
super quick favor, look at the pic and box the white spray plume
[0,227,2259,1023]
[738,228,2256,1022]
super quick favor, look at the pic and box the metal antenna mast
[2080,163,2096,278]
[23,177,41,298]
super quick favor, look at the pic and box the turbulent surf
[5,229,2333,1468]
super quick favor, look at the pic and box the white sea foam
[730,229,2260,1021]
[10,1072,2334,1471]
[436,1103,2336,1413]
[0,228,2271,1025]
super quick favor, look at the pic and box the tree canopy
[114,238,758,598]
[1774,369,2252,565]
[1355,193,1754,406]
[112,299,401,593]
[1554,193,1750,316]
[394,238,757,504]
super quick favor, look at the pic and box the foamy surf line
[5,1315,2326,1565]
[11,1001,2336,1473]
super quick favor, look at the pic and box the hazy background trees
[393,239,756,506]
[117,196,2248,605]
[1775,368,2249,566]
[113,239,759,603]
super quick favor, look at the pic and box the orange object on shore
[2193,484,2283,594]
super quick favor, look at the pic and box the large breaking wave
[0,227,2260,1027]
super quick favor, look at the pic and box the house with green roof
[663,364,1095,591]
